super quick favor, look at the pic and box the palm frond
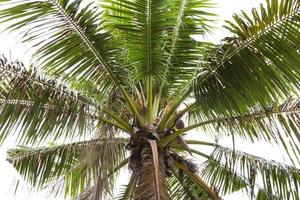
[0,0,144,123]
[162,97,300,161]
[172,155,220,199]
[189,0,300,116]
[75,157,130,200]
[158,0,215,96]
[8,136,127,198]
[189,98,300,164]
[102,0,214,95]
[256,189,282,200]
[7,137,127,186]
[114,173,137,200]
[0,55,105,144]
[0,0,117,88]
[102,0,172,119]
[201,160,248,196]
[206,145,300,199]
[75,130,127,200]
[224,0,300,42]
[201,160,282,200]
[148,139,161,200]
[168,167,210,200]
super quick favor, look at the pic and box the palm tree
[0,0,300,199]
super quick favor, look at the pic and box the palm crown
[0,0,300,199]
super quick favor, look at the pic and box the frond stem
[173,160,220,199]
[50,0,143,124]
[160,102,300,146]
[156,0,186,109]
[163,7,300,123]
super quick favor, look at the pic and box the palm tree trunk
[133,143,171,200]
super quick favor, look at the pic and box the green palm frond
[102,0,172,121]
[156,0,215,97]
[8,137,128,198]
[189,98,300,164]
[1,0,300,199]
[224,0,300,42]
[206,145,300,199]
[0,56,104,144]
[201,160,281,200]
[168,167,210,200]
[0,0,118,87]
[102,0,214,95]
[201,160,249,196]
[0,0,144,123]
[189,0,300,116]
[256,189,282,200]
[162,98,300,160]
[172,155,220,199]
[75,158,130,200]
[8,139,100,187]
[73,126,127,199]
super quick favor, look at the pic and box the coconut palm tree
[0,0,300,199]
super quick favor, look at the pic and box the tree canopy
[0,0,299,199]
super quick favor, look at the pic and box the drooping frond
[172,154,220,199]
[201,160,248,196]
[201,160,281,200]
[76,126,128,200]
[75,157,130,200]
[206,145,300,199]
[148,140,161,200]
[8,137,128,198]
[0,0,121,89]
[0,56,103,144]
[114,174,137,200]
[162,97,300,159]
[183,98,300,164]
[189,0,300,116]
[256,189,282,200]
[0,0,145,123]
[7,138,127,187]
[170,150,281,199]
[168,167,210,200]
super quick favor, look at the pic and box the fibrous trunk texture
[133,144,171,200]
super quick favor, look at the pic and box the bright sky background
[0,0,288,200]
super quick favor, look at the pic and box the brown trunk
[133,144,171,200]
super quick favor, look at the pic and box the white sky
[0,0,286,200]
